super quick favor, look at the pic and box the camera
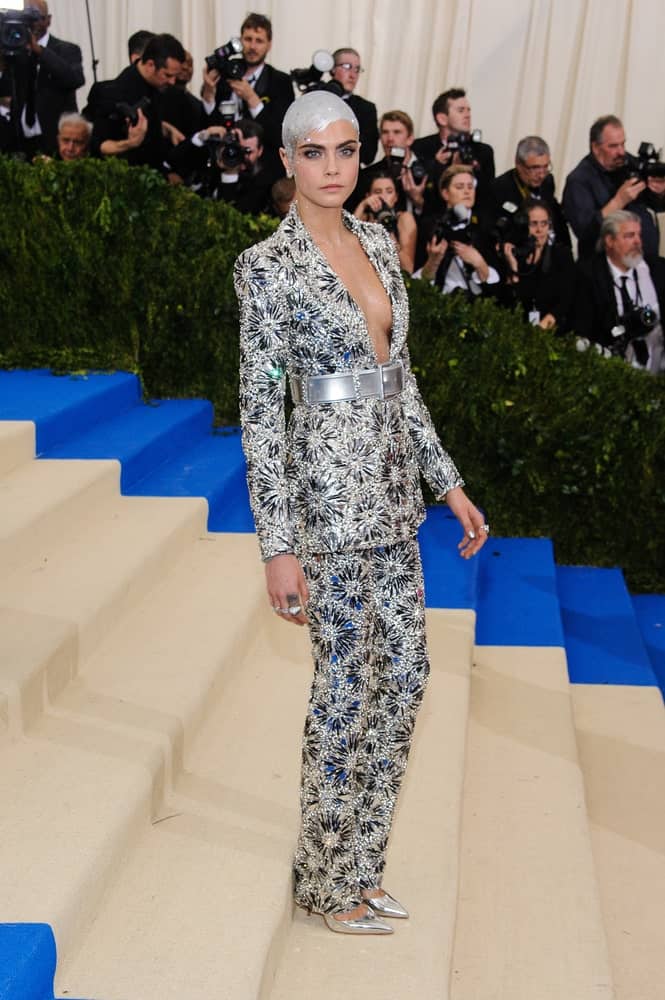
[616,141,665,184]
[610,303,657,364]
[290,50,343,95]
[115,96,151,128]
[386,147,428,184]
[494,201,536,270]
[205,101,247,170]
[205,37,246,80]
[433,203,472,244]
[442,129,482,166]
[369,199,398,235]
[0,6,40,57]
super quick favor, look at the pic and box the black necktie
[620,274,648,366]
[25,54,38,129]
[619,275,634,316]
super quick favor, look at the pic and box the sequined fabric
[233,203,464,562]
[234,204,465,915]
[294,539,429,914]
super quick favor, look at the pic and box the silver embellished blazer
[233,204,464,561]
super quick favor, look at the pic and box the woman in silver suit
[233,92,488,935]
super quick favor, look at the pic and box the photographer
[329,47,377,165]
[574,210,665,373]
[414,164,500,298]
[201,12,292,179]
[353,110,428,214]
[0,0,84,157]
[499,199,575,331]
[563,115,665,259]
[413,88,495,213]
[354,171,418,273]
[90,33,185,172]
[491,136,570,248]
[167,117,271,213]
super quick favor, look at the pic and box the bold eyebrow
[298,139,359,151]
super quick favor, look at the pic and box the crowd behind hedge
[0,157,663,591]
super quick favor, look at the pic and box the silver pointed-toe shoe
[322,906,394,935]
[362,891,409,919]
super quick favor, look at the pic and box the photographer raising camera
[353,171,418,273]
[500,199,575,331]
[415,164,500,298]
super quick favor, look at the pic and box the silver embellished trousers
[293,538,430,914]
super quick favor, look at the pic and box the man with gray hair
[56,112,90,160]
[491,135,570,247]
[563,115,665,259]
[574,209,665,372]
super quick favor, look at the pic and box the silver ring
[288,605,302,615]
[482,523,490,534]
[467,529,476,539]
[273,606,290,615]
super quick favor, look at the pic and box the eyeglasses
[334,63,364,73]
[521,162,551,174]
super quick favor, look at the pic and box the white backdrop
[47,0,665,183]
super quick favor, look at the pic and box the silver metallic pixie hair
[281,91,359,163]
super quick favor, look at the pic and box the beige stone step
[56,608,475,1000]
[0,421,35,477]
[572,684,665,1000]
[450,646,614,1000]
[0,457,121,576]
[0,533,266,966]
[0,491,208,665]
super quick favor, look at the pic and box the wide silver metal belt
[290,361,405,406]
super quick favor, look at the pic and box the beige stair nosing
[0,492,210,663]
[450,645,615,1000]
[0,421,35,477]
[571,683,665,1000]
[0,607,77,736]
[0,457,122,577]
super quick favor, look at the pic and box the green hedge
[1,158,663,590]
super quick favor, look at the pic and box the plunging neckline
[298,209,394,365]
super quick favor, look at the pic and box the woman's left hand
[445,486,489,559]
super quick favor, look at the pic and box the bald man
[15,0,84,156]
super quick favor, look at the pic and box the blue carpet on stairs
[630,595,665,692]
[556,566,657,686]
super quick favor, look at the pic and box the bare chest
[323,240,393,364]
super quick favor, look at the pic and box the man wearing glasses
[329,47,378,165]
[491,135,571,248]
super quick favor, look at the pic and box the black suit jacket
[574,253,665,348]
[345,93,378,165]
[209,64,293,160]
[11,34,84,155]
[412,131,495,214]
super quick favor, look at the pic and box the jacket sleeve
[233,247,295,561]
[40,40,85,91]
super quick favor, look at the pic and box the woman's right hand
[265,553,310,626]
[354,193,383,220]
[421,234,448,279]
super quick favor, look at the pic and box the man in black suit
[491,135,571,248]
[574,210,665,373]
[201,12,293,181]
[90,33,185,173]
[413,88,495,214]
[328,47,377,166]
[7,0,84,157]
